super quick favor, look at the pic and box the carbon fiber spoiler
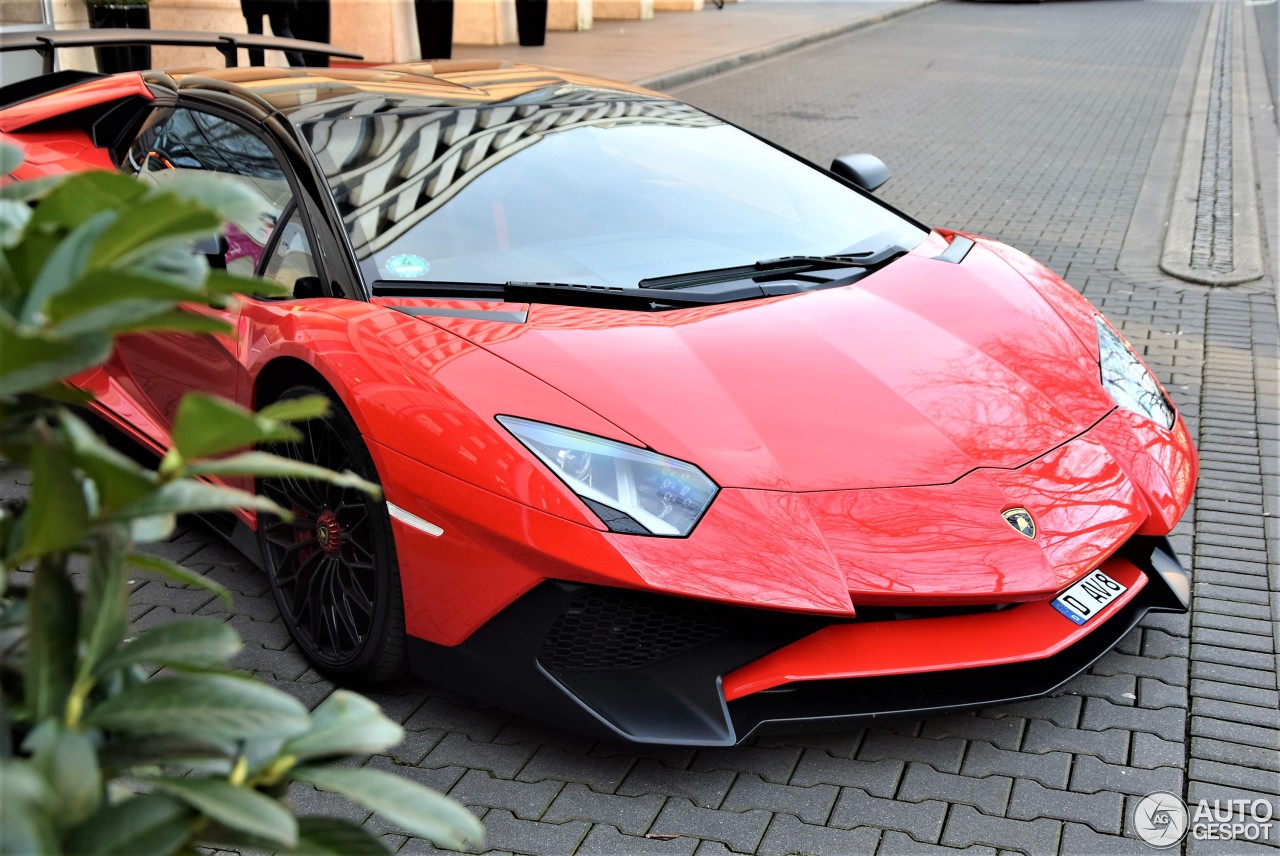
[0,28,363,74]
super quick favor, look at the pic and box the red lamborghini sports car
[1,32,1197,745]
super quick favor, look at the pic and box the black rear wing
[0,28,363,75]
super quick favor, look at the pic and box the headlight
[498,416,718,536]
[1096,316,1174,429]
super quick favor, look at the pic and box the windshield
[301,100,926,291]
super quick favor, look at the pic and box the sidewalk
[450,0,938,90]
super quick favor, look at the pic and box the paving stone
[1069,756,1182,798]
[980,695,1084,729]
[1060,823,1153,856]
[691,745,802,785]
[877,831,997,855]
[517,745,636,793]
[1022,719,1130,765]
[960,742,1071,790]
[491,717,596,754]
[919,713,1024,750]
[1190,660,1280,690]
[366,755,467,794]
[898,764,1012,816]
[722,773,837,826]
[1130,732,1184,771]
[940,804,1061,855]
[757,813,880,856]
[830,787,947,843]
[1080,697,1187,742]
[857,731,966,774]
[1187,758,1280,797]
[1192,626,1276,654]
[1007,779,1125,834]
[1190,678,1280,709]
[386,727,446,765]
[446,770,561,820]
[542,783,665,836]
[576,824,699,856]
[1192,697,1280,729]
[650,798,771,853]
[407,696,510,743]
[1137,677,1188,710]
[1190,736,1280,773]
[692,842,737,856]
[421,734,536,779]
[471,810,589,856]
[618,760,736,809]
[1142,628,1189,658]
[790,750,904,798]
[1067,672,1138,706]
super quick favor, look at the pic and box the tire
[256,384,407,685]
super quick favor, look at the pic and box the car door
[101,104,315,447]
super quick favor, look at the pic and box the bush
[0,143,484,855]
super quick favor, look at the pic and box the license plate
[1051,569,1127,625]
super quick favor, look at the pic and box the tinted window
[302,101,925,289]
[127,108,294,278]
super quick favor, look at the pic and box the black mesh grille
[539,589,733,672]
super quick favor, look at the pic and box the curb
[1159,3,1265,286]
[635,0,942,92]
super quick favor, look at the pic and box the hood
[407,241,1116,492]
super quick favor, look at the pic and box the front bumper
[407,536,1190,746]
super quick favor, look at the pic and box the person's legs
[241,0,266,65]
[267,10,307,66]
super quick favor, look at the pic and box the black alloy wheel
[257,385,406,685]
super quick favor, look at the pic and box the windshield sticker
[385,254,429,278]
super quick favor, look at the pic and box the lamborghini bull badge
[1003,508,1037,539]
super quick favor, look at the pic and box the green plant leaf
[89,197,221,269]
[112,479,287,522]
[98,616,241,674]
[283,817,391,856]
[0,759,57,856]
[85,673,311,742]
[28,170,144,232]
[22,721,102,827]
[0,199,31,246]
[291,766,484,852]
[129,514,178,543]
[110,309,231,336]
[63,793,196,856]
[23,554,78,723]
[125,552,231,605]
[96,733,239,774]
[169,393,301,461]
[206,268,284,298]
[61,410,158,517]
[0,320,113,399]
[0,174,61,204]
[75,525,129,696]
[0,141,22,174]
[43,269,205,329]
[20,209,116,325]
[148,777,297,848]
[283,691,403,763]
[187,452,379,495]
[256,395,331,423]
[8,419,90,562]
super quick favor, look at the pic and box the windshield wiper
[371,278,808,310]
[638,244,910,290]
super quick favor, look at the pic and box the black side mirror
[831,153,891,192]
[293,276,325,299]
[193,233,229,269]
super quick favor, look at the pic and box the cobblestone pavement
[20,1,1280,853]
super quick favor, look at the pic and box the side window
[261,206,321,296]
[125,107,297,279]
